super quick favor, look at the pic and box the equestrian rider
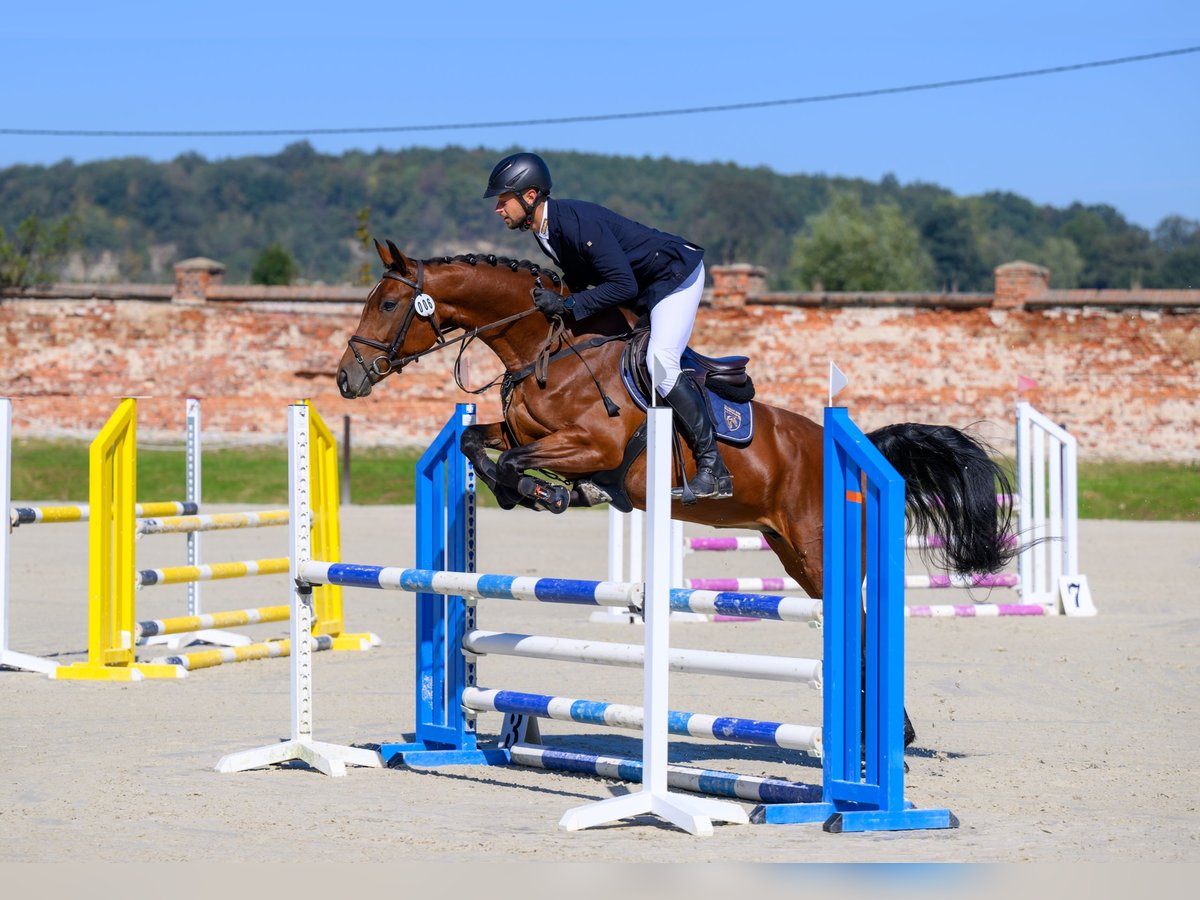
[484,151,733,502]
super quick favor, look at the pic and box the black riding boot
[662,376,733,503]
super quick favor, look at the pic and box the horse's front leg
[496,429,624,515]
[460,422,532,511]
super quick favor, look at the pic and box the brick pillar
[993,261,1050,310]
[173,257,226,303]
[710,264,767,309]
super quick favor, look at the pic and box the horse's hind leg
[762,533,822,599]
[762,532,917,754]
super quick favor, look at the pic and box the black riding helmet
[484,152,552,230]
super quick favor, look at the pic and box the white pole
[671,519,684,588]
[0,398,59,675]
[186,399,202,618]
[607,506,623,583]
[1017,402,1033,601]
[1063,430,1080,581]
[591,506,638,623]
[629,508,643,582]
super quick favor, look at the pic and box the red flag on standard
[1017,375,1038,392]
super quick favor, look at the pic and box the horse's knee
[460,426,485,457]
[495,447,522,482]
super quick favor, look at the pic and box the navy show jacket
[538,198,704,320]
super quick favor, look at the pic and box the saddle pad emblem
[723,404,743,432]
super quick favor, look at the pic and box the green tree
[916,198,989,291]
[250,243,298,285]
[1027,236,1084,288]
[1150,216,1200,287]
[785,194,934,291]
[0,214,76,288]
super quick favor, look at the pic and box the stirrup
[670,467,733,503]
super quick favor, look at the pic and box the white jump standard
[214,404,383,776]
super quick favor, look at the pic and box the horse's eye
[381,300,398,312]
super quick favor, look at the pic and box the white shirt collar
[534,199,558,262]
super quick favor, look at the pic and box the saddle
[619,329,755,445]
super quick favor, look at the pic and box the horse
[337,240,1016,604]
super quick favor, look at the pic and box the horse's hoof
[538,485,570,514]
[517,476,570,514]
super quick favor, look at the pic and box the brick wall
[1,261,1197,462]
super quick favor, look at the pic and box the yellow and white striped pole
[11,501,198,527]
[136,557,291,587]
[136,605,291,639]
[136,509,289,536]
[163,635,333,671]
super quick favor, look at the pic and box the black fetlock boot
[661,376,733,503]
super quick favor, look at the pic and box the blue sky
[2,1,1197,229]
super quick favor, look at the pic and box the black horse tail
[867,422,1016,577]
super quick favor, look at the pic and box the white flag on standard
[828,361,849,407]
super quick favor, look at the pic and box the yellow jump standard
[52,398,376,682]
[53,400,184,681]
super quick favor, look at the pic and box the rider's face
[494,190,537,230]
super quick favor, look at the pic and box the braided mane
[436,253,563,289]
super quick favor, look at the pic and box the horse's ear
[385,239,411,277]
[374,238,411,276]
[374,238,391,268]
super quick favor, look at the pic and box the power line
[2,46,1197,138]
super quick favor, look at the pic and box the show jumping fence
[0,396,376,680]
[217,400,958,836]
[602,401,1091,621]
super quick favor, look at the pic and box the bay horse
[337,240,1016,603]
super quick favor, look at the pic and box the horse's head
[337,239,558,398]
[337,240,448,398]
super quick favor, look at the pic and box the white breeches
[647,261,705,396]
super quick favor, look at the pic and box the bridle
[346,257,623,418]
[346,259,443,379]
[345,258,544,386]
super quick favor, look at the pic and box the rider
[484,151,733,503]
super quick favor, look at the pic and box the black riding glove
[532,286,571,319]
